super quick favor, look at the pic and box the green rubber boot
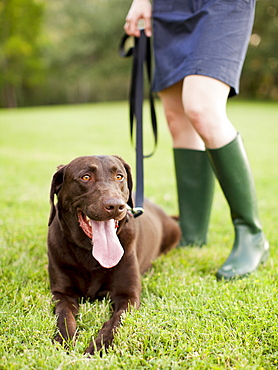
[207,133,269,280]
[174,148,215,246]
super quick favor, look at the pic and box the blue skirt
[152,0,256,96]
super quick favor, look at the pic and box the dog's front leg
[53,294,79,345]
[84,295,140,355]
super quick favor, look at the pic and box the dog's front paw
[52,333,73,353]
[84,339,112,356]
[53,332,76,352]
[53,332,64,345]
[84,340,104,356]
[84,342,96,356]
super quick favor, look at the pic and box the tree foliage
[0,0,45,107]
[241,0,278,100]
[35,0,131,106]
[0,0,277,107]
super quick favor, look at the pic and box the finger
[124,19,141,37]
[124,21,131,35]
[144,17,152,37]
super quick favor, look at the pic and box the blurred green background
[0,0,277,108]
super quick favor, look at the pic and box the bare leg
[159,80,205,150]
[182,75,237,149]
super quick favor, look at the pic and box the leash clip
[127,205,144,218]
[131,207,144,218]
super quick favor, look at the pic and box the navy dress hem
[152,0,256,96]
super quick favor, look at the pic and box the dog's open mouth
[77,211,123,269]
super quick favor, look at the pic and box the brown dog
[47,155,181,354]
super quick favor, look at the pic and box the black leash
[119,30,157,218]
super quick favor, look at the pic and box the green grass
[0,100,278,369]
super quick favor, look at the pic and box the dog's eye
[81,174,91,181]
[116,174,124,181]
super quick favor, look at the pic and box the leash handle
[119,30,158,217]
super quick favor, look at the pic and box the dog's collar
[116,204,144,235]
[116,207,137,235]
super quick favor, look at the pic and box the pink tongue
[90,219,124,268]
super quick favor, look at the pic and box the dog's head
[48,155,134,268]
[49,155,134,226]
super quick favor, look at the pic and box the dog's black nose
[103,198,126,217]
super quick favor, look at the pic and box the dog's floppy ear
[48,165,65,226]
[123,161,134,209]
[114,156,134,208]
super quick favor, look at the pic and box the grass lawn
[0,100,277,369]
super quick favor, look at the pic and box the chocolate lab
[47,155,181,354]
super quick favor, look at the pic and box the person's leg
[160,81,214,245]
[182,75,236,148]
[182,75,269,279]
[160,81,205,150]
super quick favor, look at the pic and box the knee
[182,76,231,143]
[184,101,210,136]
[183,100,236,148]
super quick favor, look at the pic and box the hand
[124,0,152,37]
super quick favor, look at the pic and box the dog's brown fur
[47,155,181,354]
